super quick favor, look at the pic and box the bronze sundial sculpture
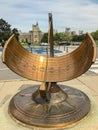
[2,13,96,128]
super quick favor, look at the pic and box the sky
[1,0,98,33]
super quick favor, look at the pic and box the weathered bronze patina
[2,13,96,128]
[9,85,90,127]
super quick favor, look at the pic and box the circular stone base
[9,85,90,128]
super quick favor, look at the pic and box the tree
[72,34,86,42]
[0,18,11,41]
[72,35,79,42]
[54,33,60,44]
[54,33,59,40]
[91,30,98,40]
[41,33,48,43]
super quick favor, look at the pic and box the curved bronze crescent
[2,33,96,82]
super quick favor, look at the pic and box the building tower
[32,22,42,43]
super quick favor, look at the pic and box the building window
[34,35,37,38]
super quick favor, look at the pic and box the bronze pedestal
[9,84,90,128]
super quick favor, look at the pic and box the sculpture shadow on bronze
[2,13,96,128]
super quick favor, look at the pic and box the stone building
[19,22,43,43]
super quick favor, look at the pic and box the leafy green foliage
[41,33,48,43]
[91,30,98,40]
[72,34,86,42]
[0,18,11,41]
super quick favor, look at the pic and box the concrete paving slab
[0,82,5,90]
[78,75,98,95]
[93,96,98,102]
